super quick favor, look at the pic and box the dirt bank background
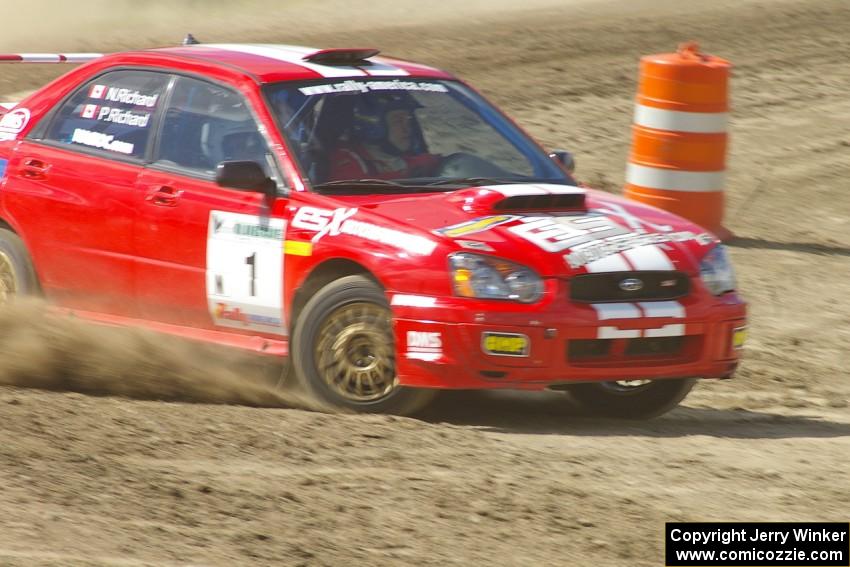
[1,0,848,565]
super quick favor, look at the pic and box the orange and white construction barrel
[624,42,732,240]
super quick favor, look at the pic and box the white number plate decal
[206,211,286,335]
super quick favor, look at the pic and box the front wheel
[0,228,39,306]
[291,275,436,415]
[567,378,696,419]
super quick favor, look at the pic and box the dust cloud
[0,299,318,409]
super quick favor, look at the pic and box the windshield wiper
[312,178,466,194]
[312,179,409,194]
[425,177,513,187]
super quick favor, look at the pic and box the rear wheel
[567,378,696,419]
[0,228,38,306]
[291,275,436,415]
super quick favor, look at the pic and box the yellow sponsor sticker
[733,326,747,349]
[482,332,530,357]
[284,240,313,256]
[438,215,517,238]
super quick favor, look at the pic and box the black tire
[291,275,436,415]
[0,228,39,305]
[568,378,696,419]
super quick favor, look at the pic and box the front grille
[567,336,699,365]
[570,271,689,302]
[624,336,684,357]
[568,339,611,359]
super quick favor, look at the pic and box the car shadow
[416,390,850,439]
[727,236,850,257]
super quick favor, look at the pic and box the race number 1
[206,211,287,335]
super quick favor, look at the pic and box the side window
[156,76,272,178]
[46,70,168,159]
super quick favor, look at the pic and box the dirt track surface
[1,0,849,565]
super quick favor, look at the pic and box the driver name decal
[89,84,160,107]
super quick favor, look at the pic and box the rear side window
[45,70,168,159]
[155,76,271,177]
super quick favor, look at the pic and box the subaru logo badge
[619,278,644,292]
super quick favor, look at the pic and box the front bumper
[390,289,746,390]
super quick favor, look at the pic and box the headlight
[699,245,736,295]
[449,252,544,303]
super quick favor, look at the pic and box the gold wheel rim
[314,302,397,403]
[0,250,17,306]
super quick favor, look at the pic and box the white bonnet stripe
[622,245,675,271]
[204,44,408,78]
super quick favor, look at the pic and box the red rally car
[0,42,746,417]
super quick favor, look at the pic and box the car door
[3,70,169,315]
[135,75,289,336]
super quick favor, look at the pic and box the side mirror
[216,161,277,198]
[549,150,575,174]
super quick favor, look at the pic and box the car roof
[131,44,454,84]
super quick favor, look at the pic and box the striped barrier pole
[0,53,102,63]
[624,42,732,241]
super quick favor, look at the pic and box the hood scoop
[494,192,585,212]
[447,184,587,214]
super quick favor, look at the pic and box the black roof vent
[303,48,380,65]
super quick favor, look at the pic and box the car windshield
[263,79,574,193]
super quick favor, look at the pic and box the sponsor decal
[232,222,284,240]
[391,294,437,308]
[0,158,7,180]
[503,210,712,269]
[0,108,31,140]
[437,200,712,269]
[71,128,135,155]
[482,332,530,357]
[594,202,674,234]
[456,240,494,252]
[407,331,442,354]
[406,330,443,361]
[565,230,713,269]
[436,215,518,238]
[295,206,358,237]
[508,214,632,254]
[291,206,436,255]
[300,79,448,96]
[206,211,286,335]
[283,240,313,256]
[214,303,282,328]
[733,326,747,349]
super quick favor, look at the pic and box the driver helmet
[351,92,422,145]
